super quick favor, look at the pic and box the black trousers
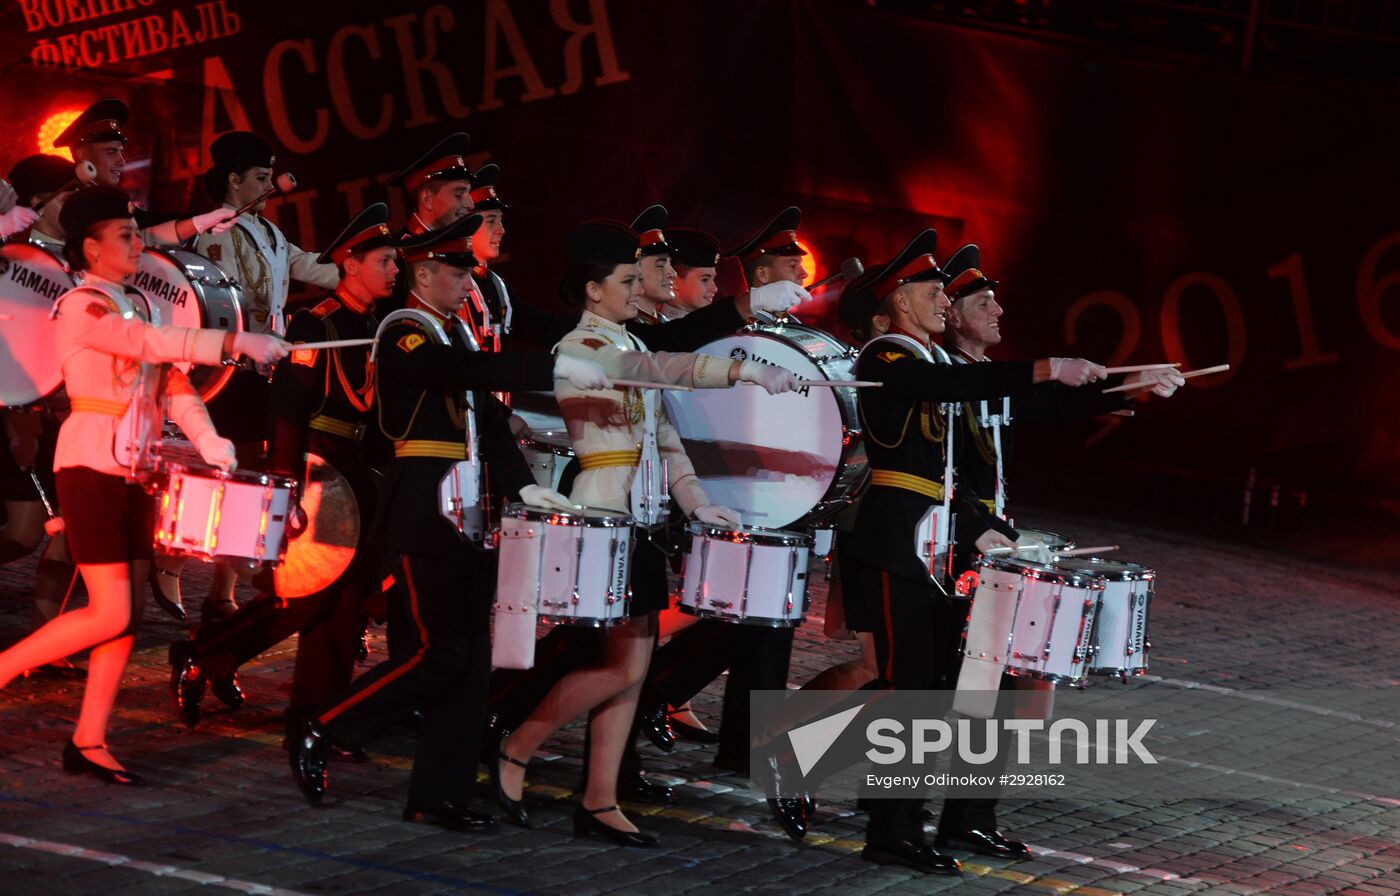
[318,549,493,805]
[857,562,948,846]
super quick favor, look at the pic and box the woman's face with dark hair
[82,217,142,279]
[585,262,643,323]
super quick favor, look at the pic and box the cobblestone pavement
[1,508,1398,896]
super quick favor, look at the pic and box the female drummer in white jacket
[0,187,287,783]
[493,220,798,845]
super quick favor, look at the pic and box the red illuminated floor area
[0,510,1398,896]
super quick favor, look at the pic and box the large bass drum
[132,247,244,401]
[0,241,72,407]
[664,320,867,530]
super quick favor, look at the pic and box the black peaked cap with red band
[469,164,507,211]
[319,202,396,265]
[387,132,472,193]
[53,98,129,148]
[399,213,482,269]
[667,228,721,268]
[838,228,940,332]
[725,206,805,261]
[629,204,672,257]
[941,244,1000,300]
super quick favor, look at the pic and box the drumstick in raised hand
[291,338,377,351]
[611,379,694,391]
[799,380,883,388]
[1052,545,1120,558]
[1101,363,1181,375]
[1101,363,1228,394]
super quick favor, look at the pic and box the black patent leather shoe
[669,710,720,744]
[168,640,204,729]
[935,828,1032,860]
[490,741,530,828]
[63,741,141,785]
[618,768,673,805]
[861,839,961,875]
[639,703,676,752]
[768,797,808,841]
[288,714,330,804]
[403,799,495,833]
[209,673,244,709]
[573,804,658,848]
[148,566,186,621]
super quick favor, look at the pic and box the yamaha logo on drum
[729,347,748,361]
[130,269,190,308]
[6,260,65,300]
[0,256,8,277]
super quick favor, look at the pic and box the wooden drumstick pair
[1100,363,1230,394]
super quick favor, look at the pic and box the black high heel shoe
[490,740,531,828]
[63,741,141,785]
[147,566,186,621]
[573,804,658,848]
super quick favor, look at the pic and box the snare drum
[962,556,1102,686]
[0,241,72,407]
[152,460,295,566]
[679,523,812,627]
[664,321,866,530]
[133,248,244,401]
[520,427,574,491]
[1057,557,1154,678]
[495,503,632,627]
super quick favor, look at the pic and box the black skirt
[628,531,672,617]
[56,467,154,564]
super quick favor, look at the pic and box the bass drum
[133,247,244,401]
[0,241,73,407]
[664,321,867,530]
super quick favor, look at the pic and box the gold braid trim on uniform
[324,318,374,413]
[870,469,945,500]
[860,400,945,449]
[623,386,644,425]
[394,439,467,459]
[963,402,998,464]
[230,225,271,321]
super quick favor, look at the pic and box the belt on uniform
[870,469,945,501]
[394,440,467,459]
[69,397,129,417]
[578,449,642,471]
[308,414,366,442]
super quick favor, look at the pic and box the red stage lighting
[38,110,82,161]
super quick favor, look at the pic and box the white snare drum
[133,248,244,401]
[496,503,632,627]
[0,241,72,407]
[665,321,867,530]
[679,523,813,627]
[962,556,1102,686]
[1058,557,1154,678]
[520,427,574,491]
[152,460,295,566]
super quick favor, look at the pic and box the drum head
[135,248,243,401]
[273,454,358,598]
[0,243,71,406]
[1056,557,1153,581]
[665,327,856,529]
[1014,528,1073,551]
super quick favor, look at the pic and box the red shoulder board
[311,298,341,318]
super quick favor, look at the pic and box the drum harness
[953,348,1011,519]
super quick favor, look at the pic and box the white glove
[1125,368,1185,398]
[0,179,16,214]
[192,207,239,235]
[693,504,742,529]
[739,360,800,395]
[749,280,811,315]
[975,529,1016,555]
[519,484,581,512]
[1049,357,1108,387]
[553,353,612,390]
[195,432,238,472]
[0,205,39,239]
[233,332,291,365]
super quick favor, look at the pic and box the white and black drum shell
[0,241,72,407]
[133,248,244,401]
[1058,557,1154,678]
[664,322,866,531]
[495,503,632,627]
[962,556,1102,686]
[679,523,813,627]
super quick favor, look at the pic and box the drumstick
[610,379,694,391]
[1101,363,1181,375]
[1178,363,1231,380]
[1052,545,1119,558]
[799,380,883,388]
[291,338,377,350]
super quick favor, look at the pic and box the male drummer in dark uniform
[837,229,1108,874]
[167,203,399,733]
[53,98,237,244]
[285,216,607,826]
[1,155,80,669]
[659,228,722,320]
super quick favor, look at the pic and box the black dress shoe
[148,566,186,621]
[168,641,204,729]
[490,741,530,828]
[330,743,370,763]
[768,797,808,841]
[668,711,720,744]
[403,799,495,833]
[861,839,961,875]
[618,768,673,805]
[63,741,141,785]
[288,713,330,804]
[935,828,1032,860]
[573,804,658,848]
[639,703,676,752]
[209,673,244,709]
[355,613,371,663]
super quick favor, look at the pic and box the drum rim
[1056,556,1155,581]
[975,554,1103,586]
[503,501,633,526]
[158,461,297,487]
[519,429,575,455]
[684,521,814,547]
[1012,528,1074,550]
[138,247,244,402]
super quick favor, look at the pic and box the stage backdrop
[2,0,1395,514]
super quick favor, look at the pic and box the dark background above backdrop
[2,0,1397,541]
